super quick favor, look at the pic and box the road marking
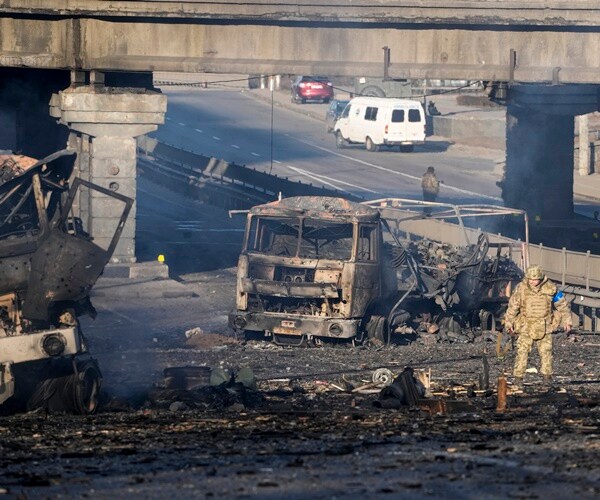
[212,136,221,141]
[166,117,172,121]
[251,152,261,157]
[273,160,282,164]
[286,165,355,196]
[288,136,501,202]
[231,144,240,149]
[195,128,203,133]
[287,166,379,194]
[178,122,186,127]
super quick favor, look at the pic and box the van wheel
[400,144,414,153]
[365,137,379,152]
[335,131,346,149]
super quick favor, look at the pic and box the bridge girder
[1,2,600,83]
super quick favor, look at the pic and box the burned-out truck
[229,196,526,345]
[0,150,132,414]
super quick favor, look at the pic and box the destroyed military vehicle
[0,150,132,414]
[229,196,527,345]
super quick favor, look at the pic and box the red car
[291,76,334,104]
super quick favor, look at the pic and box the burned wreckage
[229,196,527,345]
[0,150,132,414]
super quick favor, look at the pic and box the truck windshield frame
[247,216,355,260]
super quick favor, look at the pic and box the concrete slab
[103,261,169,279]
[91,276,196,299]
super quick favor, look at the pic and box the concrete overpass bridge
[1,0,600,260]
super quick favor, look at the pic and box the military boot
[542,375,553,389]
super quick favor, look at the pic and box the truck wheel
[27,359,102,415]
[366,315,389,344]
[399,144,414,153]
[365,137,379,152]
[335,131,346,149]
[72,360,102,415]
[361,86,385,97]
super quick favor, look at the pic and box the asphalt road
[135,175,245,275]
[152,88,503,205]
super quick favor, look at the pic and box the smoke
[503,87,575,222]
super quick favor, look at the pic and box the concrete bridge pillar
[504,106,574,221]
[50,85,166,262]
[502,84,600,222]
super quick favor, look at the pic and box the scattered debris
[496,375,507,412]
[164,366,211,390]
[185,327,204,339]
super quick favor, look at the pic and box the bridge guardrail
[137,136,360,202]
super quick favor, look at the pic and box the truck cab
[228,197,394,344]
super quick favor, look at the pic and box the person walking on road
[421,166,440,215]
[503,265,572,389]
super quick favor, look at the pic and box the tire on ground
[366,315,389,343]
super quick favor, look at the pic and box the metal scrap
[0,149,133,414]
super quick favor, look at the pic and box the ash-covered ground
[0,268,598,498]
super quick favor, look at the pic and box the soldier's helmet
[525,265,544,280]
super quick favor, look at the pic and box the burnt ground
[0,268,599,498]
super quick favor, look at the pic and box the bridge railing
[137,136,358,202]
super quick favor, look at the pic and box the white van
[333,97,426,152]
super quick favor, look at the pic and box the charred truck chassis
[229,197,525,345]
[0,151,132,414]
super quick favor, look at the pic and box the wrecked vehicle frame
[0,150,133,414]
[229,196,529,345]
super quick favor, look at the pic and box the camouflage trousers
[513,332,553,377]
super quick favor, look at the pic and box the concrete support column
[577,114,591,176]
[88,135,138,260]
[50,85,166,262]
[504,105,574,221]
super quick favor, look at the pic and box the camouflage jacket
[504,277,571,338]
[421,172,440,195]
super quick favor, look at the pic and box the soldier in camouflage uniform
[504,265,572,387]
[421,166,440,215]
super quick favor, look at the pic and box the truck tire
[27,358,101,415]
[335,131,346,149]
[365,136,379,152]
[361,86,385,97]
[366,315,389,344]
